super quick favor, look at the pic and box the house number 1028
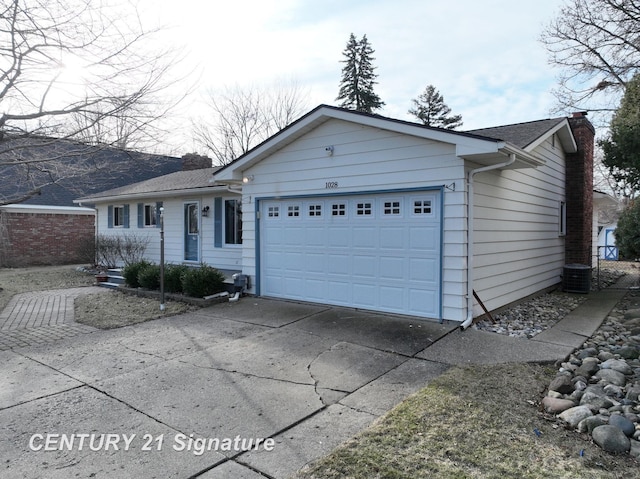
[325,181,339,189]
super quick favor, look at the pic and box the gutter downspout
[460,152,516,330]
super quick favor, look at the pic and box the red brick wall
[566,113,595,266]
[0,211,95,267]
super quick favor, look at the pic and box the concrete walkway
[0,285,628,479]
[419,287,628,365]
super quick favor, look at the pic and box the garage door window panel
[355,201,374,217]
[412,198,433,216]
[287,205,301,218]
[383,199,402,216]
[331,203,347,217]
[308,203,323,217]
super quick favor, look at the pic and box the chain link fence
[596,246,640,290]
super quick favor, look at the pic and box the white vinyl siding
[471,136,566,314]
[95,195,242,270]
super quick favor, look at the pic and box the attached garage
[210,105,594,324]
[258,189,442,318]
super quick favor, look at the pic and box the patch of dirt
[74,291,196,329]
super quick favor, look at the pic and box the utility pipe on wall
[460,152,516,330]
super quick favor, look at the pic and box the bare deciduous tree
[192,81,308,166]
[540,0,640,123]
[0,0,184,205]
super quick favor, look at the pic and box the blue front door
[184,202,199,261]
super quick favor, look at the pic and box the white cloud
[138,0,565,148]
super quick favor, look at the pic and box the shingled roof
[466,118,567,149]
[0,138,183,207]
[75,167,222,203]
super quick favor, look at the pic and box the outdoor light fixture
[202,205,210,217]
[325,145,334,156]
[243,175,254,183]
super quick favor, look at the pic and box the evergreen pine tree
[336,33,384,113]
[408,85,463,129]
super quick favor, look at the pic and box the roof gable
[214,105,545,183]
[466,118,577,153]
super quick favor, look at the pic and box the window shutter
[137,203,144,228]
[108,205,113,228]
[124,204,130,228]
[214,197,222,248]
[156,201,163,228]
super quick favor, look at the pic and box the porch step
[98,269,125,289]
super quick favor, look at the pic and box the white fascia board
[73,186,235,205]
[0,204,95,215]
[525,119,577,153]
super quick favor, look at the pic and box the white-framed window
[383,200,401,216]
[412,199,432,215]
[113,205,125,227]
[308,203,322,217]
[267,206,279,218]
[356,201,373,216]
[331,203,347,217]
[559,201,566,236]
[144,204,157,227]
[225,199,242,245]
[287,205,300,217]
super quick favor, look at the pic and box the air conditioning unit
[563,264,591,294]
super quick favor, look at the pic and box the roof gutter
[460,151,517,331]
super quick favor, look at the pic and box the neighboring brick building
[0,205,95,267]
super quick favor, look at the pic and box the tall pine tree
[408,85,463,129]
[336,33,384,113]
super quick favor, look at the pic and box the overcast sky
[138,0,564,151]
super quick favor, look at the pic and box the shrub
[123,260,152,288]
[164,264,190,293]
[181,264,226,298]
[95,235,120,269]
[138,263,161,290]
[117,234,150,266]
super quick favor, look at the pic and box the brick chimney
[181,153,212,171]
[565,112,595,266]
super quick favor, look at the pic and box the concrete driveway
[0,297,455,478]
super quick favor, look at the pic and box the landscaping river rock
[475,282,640,459]
[544,294,640,458]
